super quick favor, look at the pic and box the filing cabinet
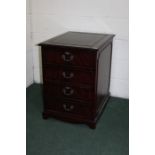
[38,32,114,129]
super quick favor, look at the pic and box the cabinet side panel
[96,43,112,109]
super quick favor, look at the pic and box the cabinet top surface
[38,32,114,50]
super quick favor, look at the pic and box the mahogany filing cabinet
[38,32,114,129]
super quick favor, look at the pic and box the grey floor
[26,84,129,155]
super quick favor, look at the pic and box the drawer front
[43,67,95,85]
[44,98,91,118]
[42,46,96,68]
[44,83,95,102]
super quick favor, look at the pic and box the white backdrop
[26,0,129,98]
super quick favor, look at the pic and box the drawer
[44,83,95,102]
[43,66,95,85]
[42,46,96,68]
[44,98,91,118]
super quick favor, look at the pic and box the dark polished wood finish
[39,32,114,129]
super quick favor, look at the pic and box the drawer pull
[62,52,74,62]
[62,72,74,79]
[63,104,74,112]
[62,87,74,96]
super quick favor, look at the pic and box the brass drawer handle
[62,52,74,62]
[63,104,74,112]
[62,72,74,79]
[62,87,74,96]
